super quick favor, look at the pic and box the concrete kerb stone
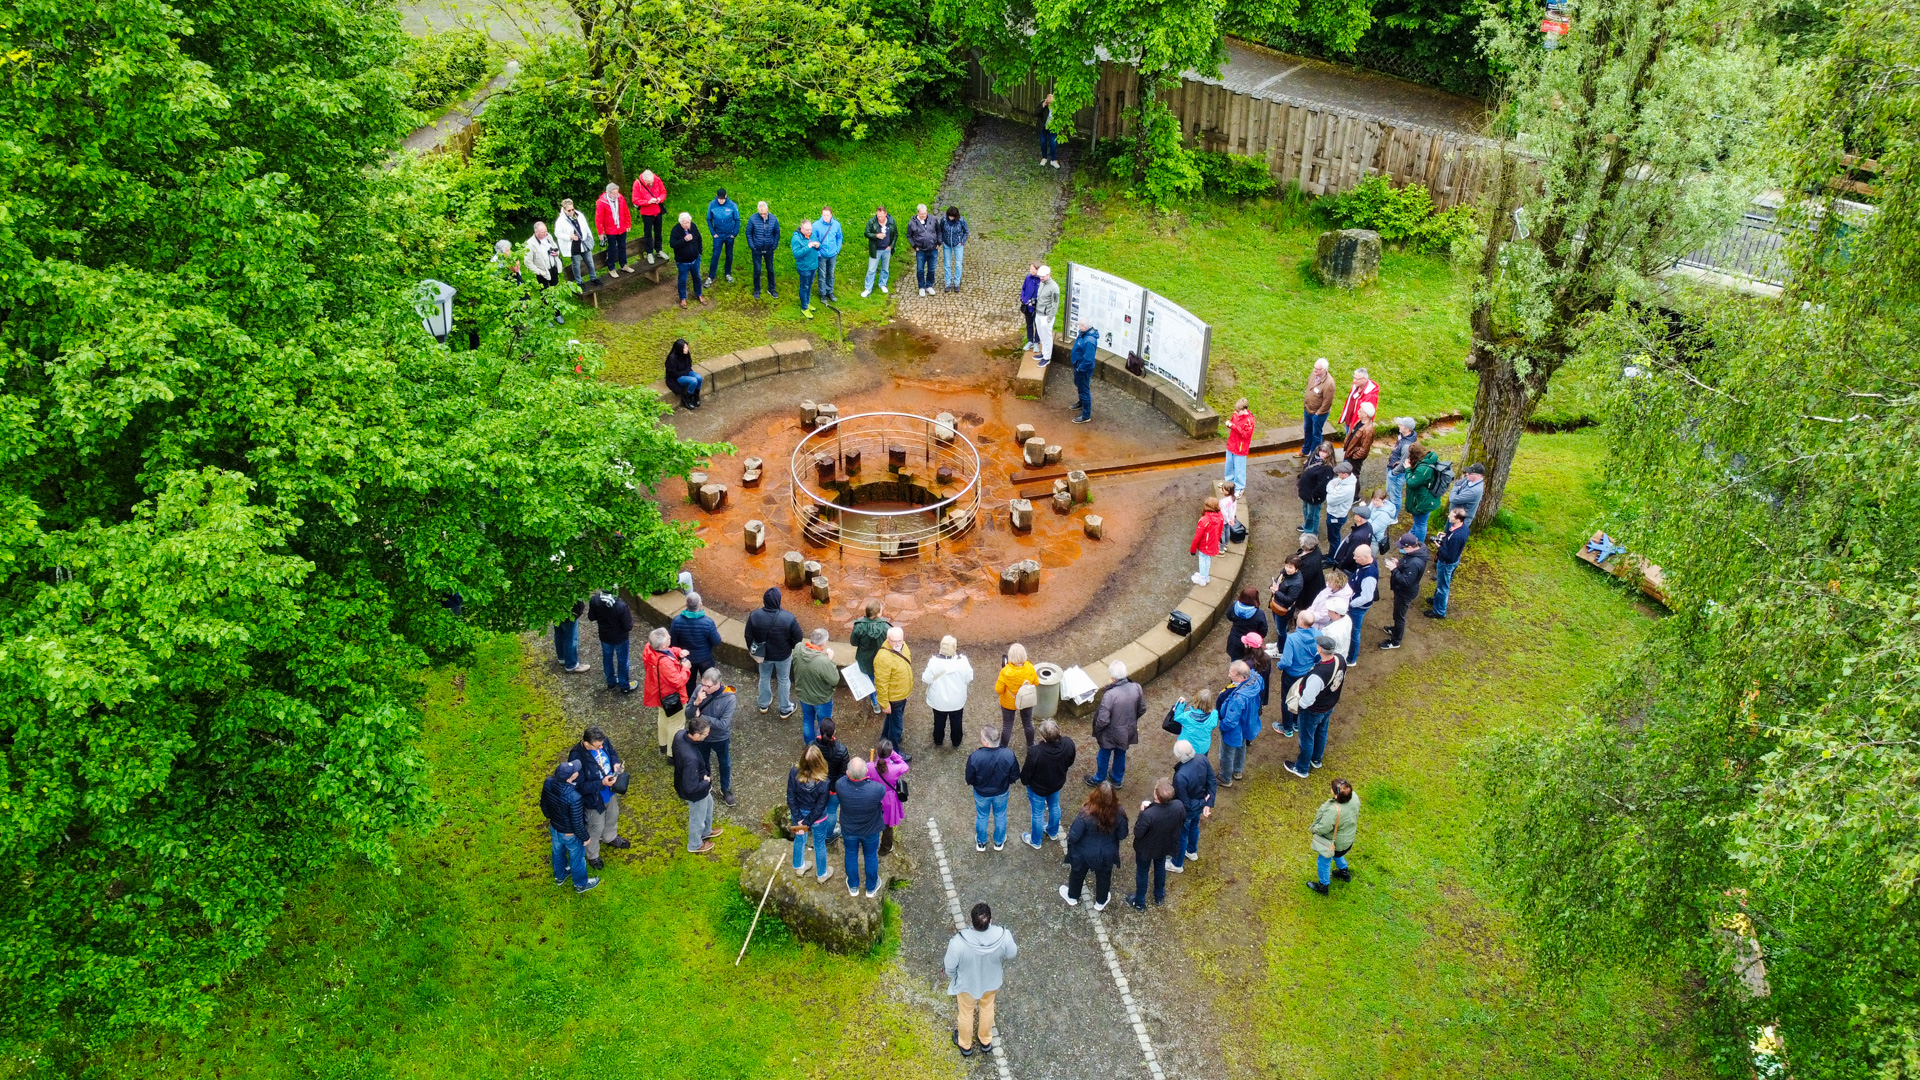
[737,345,781,380]
[1092,354,1219,439]
[636,589,854,673]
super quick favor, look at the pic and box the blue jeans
[1303,412,1328,457]
[864,249,891,291]
[1224,452,1248,489]
[1317,853,1351,885]
[601,639,630,690]
[1302,501,1323,534]
[800,700,832,744]
[1347,607,1369,663]
[1041,128,1059,160]
[550,826,589,887]
[797,268,815,311]
[914,247,936,289]
[1327,514,1346,549]
[1094,747,1127,785]
[1172,811,1201,866]
[554,619,579,667]
[757,656,792,711]
[677,260,702,301]
[943,244,964,286]
[882,698,906,748]
[1219,741,1247,778]
[1027,790,1061,844]
[1387,470,1406,516]
[567,246,598,284]
[1409,514,1431,544]
[1073,367,1093,420]
[824,792,839,838]
[751,249,777,295]
[819,255,837,299]
[974,792,1010,847]
[793,821,830,872]
[1131,854,1166,904]
[1293,709,1331,771]
[707,236,734,279]
[675,373,703,398]
[701,739,732,794]
[845,831,881,892]
[1432,559,1458,616]
[605,231,627,270]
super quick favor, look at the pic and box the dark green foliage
[400,28,496,112]
[1195,150,1280,197]
[1319,175,1476,250]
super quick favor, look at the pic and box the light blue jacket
[814,216,845,258]
[1280,627,1320,677]
[1173,703,1218,755]
[790,228,821,273]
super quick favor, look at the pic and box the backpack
[1426,459,1455,499]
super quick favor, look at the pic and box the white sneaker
[1050,160,1061,169]
[879,284,889,294]
[993,842,1004,851]
[726,274,734,283]
[1059,885,1079,906]
[1023,836,1042,850]
[849,886,861,897]
[646,253,655,264]
[1190,572,1206,585]
[865,887,881,898]
[1165,861,1185,874]
[608,268,620,279]
[1184,851,1199,862]
[1094,898,1109,912]
[1040,157,1048,166]
[976,843,987,853]
[861,289,871,298]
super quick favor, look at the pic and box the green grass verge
[111,636,958,1080]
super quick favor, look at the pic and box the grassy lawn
[1185,430,1704,1079]
[589,113,965,386]
[112,635,957,1080]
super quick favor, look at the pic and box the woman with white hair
[523,221,560,289]
[922,635,975,748]
[641,626,692,753]
[669,211,706,308]
[993,643,1039,750]
[595,181,631,277]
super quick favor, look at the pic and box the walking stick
[736,863,780,966]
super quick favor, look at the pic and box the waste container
[1034,662,1063,720]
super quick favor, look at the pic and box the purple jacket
[876,752,910,827]
[1020,273,1041,308]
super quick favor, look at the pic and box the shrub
[400,29,495,113]
[1320,175,1476,252]
[1195,151,1278,198]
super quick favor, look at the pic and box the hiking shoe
[691,842,715,854]
[1333,867,1353,882]
[1283,762,1310,779]
[816,866,835,884]
[722,790,736,806]
[606,838,631,850]
[587,856,605,870]
[576,877,602,893]
[1308,880,1330,895]
[1059,885,1079,907]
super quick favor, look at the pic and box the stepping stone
[888,445,907,469]
[1008,499,1034,533]
[686,470,707,503]
[814,453,836,486]
[1023,437,1046,467]
[1044,444,1063,465]
[1084,515,1104,540]
[801,400,818,426]
[1067,470,1090,503]
[811,576,831,603]
[843,448,862,475]
[816,403,838,426]
[1015,424,1036,445]
[783,550,808,588]
[698,483,728,511]
[745,520,766,553]
[935,413,956,442]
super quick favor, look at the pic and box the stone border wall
[1014,351,1220,439]
[657,339,816,398]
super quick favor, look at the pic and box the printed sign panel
[1066,263,1146,359]
[1140,292,1211,401]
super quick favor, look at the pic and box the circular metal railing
[788,411,984,558]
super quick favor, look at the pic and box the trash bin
[1034,662,1063,720]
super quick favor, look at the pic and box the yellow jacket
[873,644,914,707]
[994,661,1037,710]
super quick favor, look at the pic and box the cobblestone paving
[894,117,1074,343]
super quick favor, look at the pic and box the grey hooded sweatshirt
[944,924,1019,997]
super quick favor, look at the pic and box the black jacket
[540,775,587,835]
[1066,809,1129,871]
[1173,756,1217,816]
[669,221,703,264]
[1332,520,1374,570]
[566,739,623,811]
[586,593,634,645]
[744,588,803,662]
[1133,800,1187,861]
[1390,547,1429,596]
[836,775,887,836]
[670,731,711,802]
[1020,737,1078,796]
[669,611,723,671]
[965,746,1021,797]
[1297,462,1334,505]
[1226,603,1270,660]
[787,768,830,829]
[665,345,694,382]
[1270,571,1304,619]
[813,735,850,787]
[1295,550,1326,614]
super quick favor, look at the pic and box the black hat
[1399,532,1423,550]
[716,187,728,199]
[553,759,581,781]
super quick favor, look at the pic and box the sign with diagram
[1065,263,1146,360]
[1140,292,1211,402]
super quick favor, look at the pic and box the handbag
[661,691,684,716]
[1161,704,1183,736]
[1167,611,1192,636]
[611,770,631,795]
[895,774,911,803]
[1015,681,1038,711]
[1285,679,1303,714]
[1228,521,1248,544]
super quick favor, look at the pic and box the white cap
[1038,264,1052,278]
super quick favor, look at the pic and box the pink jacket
[631,174,667,217]
[595,192,630,236]
[876,752,910,827]
[1190,511,1224,556]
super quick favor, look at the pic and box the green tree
[0,0,711,1044]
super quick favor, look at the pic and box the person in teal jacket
[790,220,823,319]
[1170,692,1218,756]
[705,189,742,286]
[814,207,845,302]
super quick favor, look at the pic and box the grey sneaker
[575,877,602,894]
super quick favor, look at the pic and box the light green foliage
[1227,0,1375,54]
[400,27,498,112]
[1321,175,1478,252]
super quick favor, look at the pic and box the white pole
[736,863,779,966]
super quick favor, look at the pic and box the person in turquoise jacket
[814,207,845,302]
[1273,613,1320,737]
[790,220,822,319]
[1170,692,1218,756]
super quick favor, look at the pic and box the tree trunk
[601,119,626,190]
[1461,363,1536,527]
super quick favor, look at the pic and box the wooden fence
[966,56,1494,209]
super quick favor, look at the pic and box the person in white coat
[553,199,599,286]
[922,635,976,749]
[523,222,560,288]
[1032,265,1061,365]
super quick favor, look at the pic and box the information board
[1065,263,1146,360]
[1140,292,1211,401]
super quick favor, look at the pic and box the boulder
[1008,499,1034,533]
[1043,445,1063,465]
[745,520,766,553]
[1314,228,1382,289]
[783,550,808,589]
[736,839,898,955]
[1023,437,1047,467]
[1084,514,1104,540]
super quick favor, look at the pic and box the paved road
[1199,39,1489,134]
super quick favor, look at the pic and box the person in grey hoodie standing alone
[945,902,1018,1057]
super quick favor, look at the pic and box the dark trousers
[676,260,702,301]
[1022,303,1038,345]
[1131,854,1167,904]
[1073,368,1093,420]
[605,231,628,269]
[1388,591,1415,645]
[883,698,906,748]
[1067,864,1113,904]
[701,738,732,794]
[751,249,778,295]
[640,214,663,254]
[999,706,1034,750]
[1279,670,1301,733]
[708,236,734,279]
[914,247,936,288]
[932,708,965,747]
[1041,128,1060,160]
[1303,411,1328,456]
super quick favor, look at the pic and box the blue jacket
[669,610,722,671]
[707,198,742,241]
[539,775,587,835]
[790,229,822,273]
[1070,326,1099,374]
[814,216,845,258]
[1437,523,1471,565]
[744,211,781,253]
[1218,675,1264,746]
[965,746,1021,797]
[566,739,624,811]
[1172,702,1217,755]
[1173,756,1216,817]
[787,768,830,829]
[938,216,969,247]
[836,774,887,836]
[1280,626,1320,677]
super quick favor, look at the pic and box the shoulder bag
[1161,703,1183,736]
[1015,681,1037,711]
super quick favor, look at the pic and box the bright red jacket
[595,192,630,236]
[642,643,690,707]
[1190,511,1225,556]
[631,174,667,218]
[1340,380,1380,429]
[1226,410,1255,456]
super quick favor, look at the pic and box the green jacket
[1310,794,1360,857]
[851,617,891,671]
[1404,452,1444,516]
[792,643,841,706]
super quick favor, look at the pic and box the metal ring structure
[788,411,983,559]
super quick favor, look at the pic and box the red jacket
[1190,511,1225,556]
[642,643,690,707]
[1340,380,1380,429]
[1226,410,1255,456]
[595,192,630,236]
[631,175,667,218]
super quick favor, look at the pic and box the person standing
[787,745,833,881]
[1295,533,1328,614]
[1344,402,1377,473]
[1302,358,1337,459]
[567,726,628,869]
[1362,489,1396,557]
[523,221,560,288]
[1340,368,1380,440]
[993,643,1038,749]
[540,760,599,893]
[1020,719,1077,848]
[1069,320,1098,424]
[862,204,894,297]
[851,600,892,715]
[1269,557,1305,633]
[1167,741,1215,873]
[938,206,969,292]
[922,635,975,749]
[1127,780,1185,908]
[586,588,635,692]
[671,714,719,854]
[1060,783,1128,910]
[836,757,887,898]
[1274,610,1319,735]
[1379,533,1428,650]
[554,598,589,673]
[1227,586,1269,662]
[1190,495,1225,587]
[871,738,910,855]
[1427,506,1471,619]
[1019,264,1042,350]
[1283,635,1347,778]
[746,200,781,298]
[1345,546,1380,665]
[1385,417,1419,515]
[1217,660,1264,786]
[792,628,840,743]
[689,669,737,805]
[1330,505,1374,574]
[1307,778,1361,896]
[1170,687,1220,757]
[790,218,822,319]
[1325,461,1357,549]
[705,188,740,285]
[664,337,701,409]
[1245,632,1274,716]
[1037,92,1060,167]
[945,903,1018,1058]
[631,168,667,263]
[595,182,630,278]
[641,626,692,753]
[1402,442,1444,544]
[554,198,599,286]
[1033,265,1061,366]
[669,212,706,308]
[813,718,851,843]
[744,588,802,718]
[873,626,914,754]
[965,726,1021,852]
[814,206,844,301]
[1224,398,1254,490]
[1298,444,1335,539]
[1449,462,1487,525]
[905,204,939,296]
[669,591,721,672]
[1087,661,1142,788]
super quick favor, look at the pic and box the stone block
[888,444,907,469]
[744,520,766,553]
[1015,424,1036,446]
[936,465,956,486]
[685,471,707,503]
[1052,490,1073,515]
[741,469,761,488]
[801,400,818,426]
[1083,514,1104,540]
[737,344,781,379]
[1023,437,1046,467]
[843,448,862,475]
[810,575,831,604]
[1043,444,1063,465]
[1015,559,1041,594]
[1008,499,1033,533]
[813,453,836,487]
[772,338,815,372]
[1067,470,1090,503]
[1139,625,1193,667]
[738,840,893,955]
[804,560,822,579]
[783,550,808,589]
[935,413,956,442]
[698,483,728,511]
[1314,228,1382,289]
[1014,350,1048,398]
[815,403,839,427]
[946,507,976,537]
[704,355,745,390]
[999,565,1022,595]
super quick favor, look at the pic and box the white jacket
[523,232,559,275]
[921,653,975,712]
[553,209,595,257]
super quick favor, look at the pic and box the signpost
[1140,293,1211,401]
[1059,262,1213,405]
[1065,263,1146,360]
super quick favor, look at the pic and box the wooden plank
[1285,105,1308,191]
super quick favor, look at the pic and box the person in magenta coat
[1190,496,1225,587]
[872,737,911,855]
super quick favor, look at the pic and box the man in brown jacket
[1343,402,1377,471]
[1302,358,1337,459]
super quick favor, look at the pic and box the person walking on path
[946,903,1018,1058]
[1224,398,1255,490]
[1038,92,1061,167]
[541,760,599,893]
[744,587,802,718]
[664,338,702,409]
[922,635,975,749]
[1032,265,1061,365]
[1344,402,1377,471]
[1087,661,1143,788]
[814,206,844,301]
[586,588,635,692]
[994,643,1038,749]
[1070,320,1098,424]
[1385,418,1418,515]
[1308,778,1361,895]
[566,725,628,869]
[595,183,630,278]
[813,718,851,843]
[1061,782,1128,910]
[862,204,894,296]
[787,745,833,881]
[792,629,840,743]
[1227,585,1270,662]
[790,218,821,319]
[938,206,969,292]
[631,169,667,263]
[1274,610,1319,735]
[1402,442,1445,544]
[1449,462,1487,525]
[669,211,706,308]
[705,187,740,285]
[1019,264,1042,350]
[689,669,737,805]
[1216,660,1263,786]
[1298,444,1335,539]
[1020,718,1077,848]
[851,600,891,715]
[669,591,721,672]
[907,203,940,296]
[1427,506,1472,619]
[871,738,910,855]
[1128,780,1185,908]
[1168,741,1215,873]
[554,199,599,286]
[1340,368,1380,440]
[873,626,914,755]
[642,626,692,752]
[1345,546,1380,666]
[1190,495,1225,586]
[1380,532,1428,650]
[836,757,887,897]
[1283,636,1347,778]
[746,201,781,298]
[1302,358,1337,459]
[966,726,1021,852]
[554,598,589,673]
[671,714,719,854]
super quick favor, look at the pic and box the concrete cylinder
[1033,662,1063,720]
[783,550,807,589]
